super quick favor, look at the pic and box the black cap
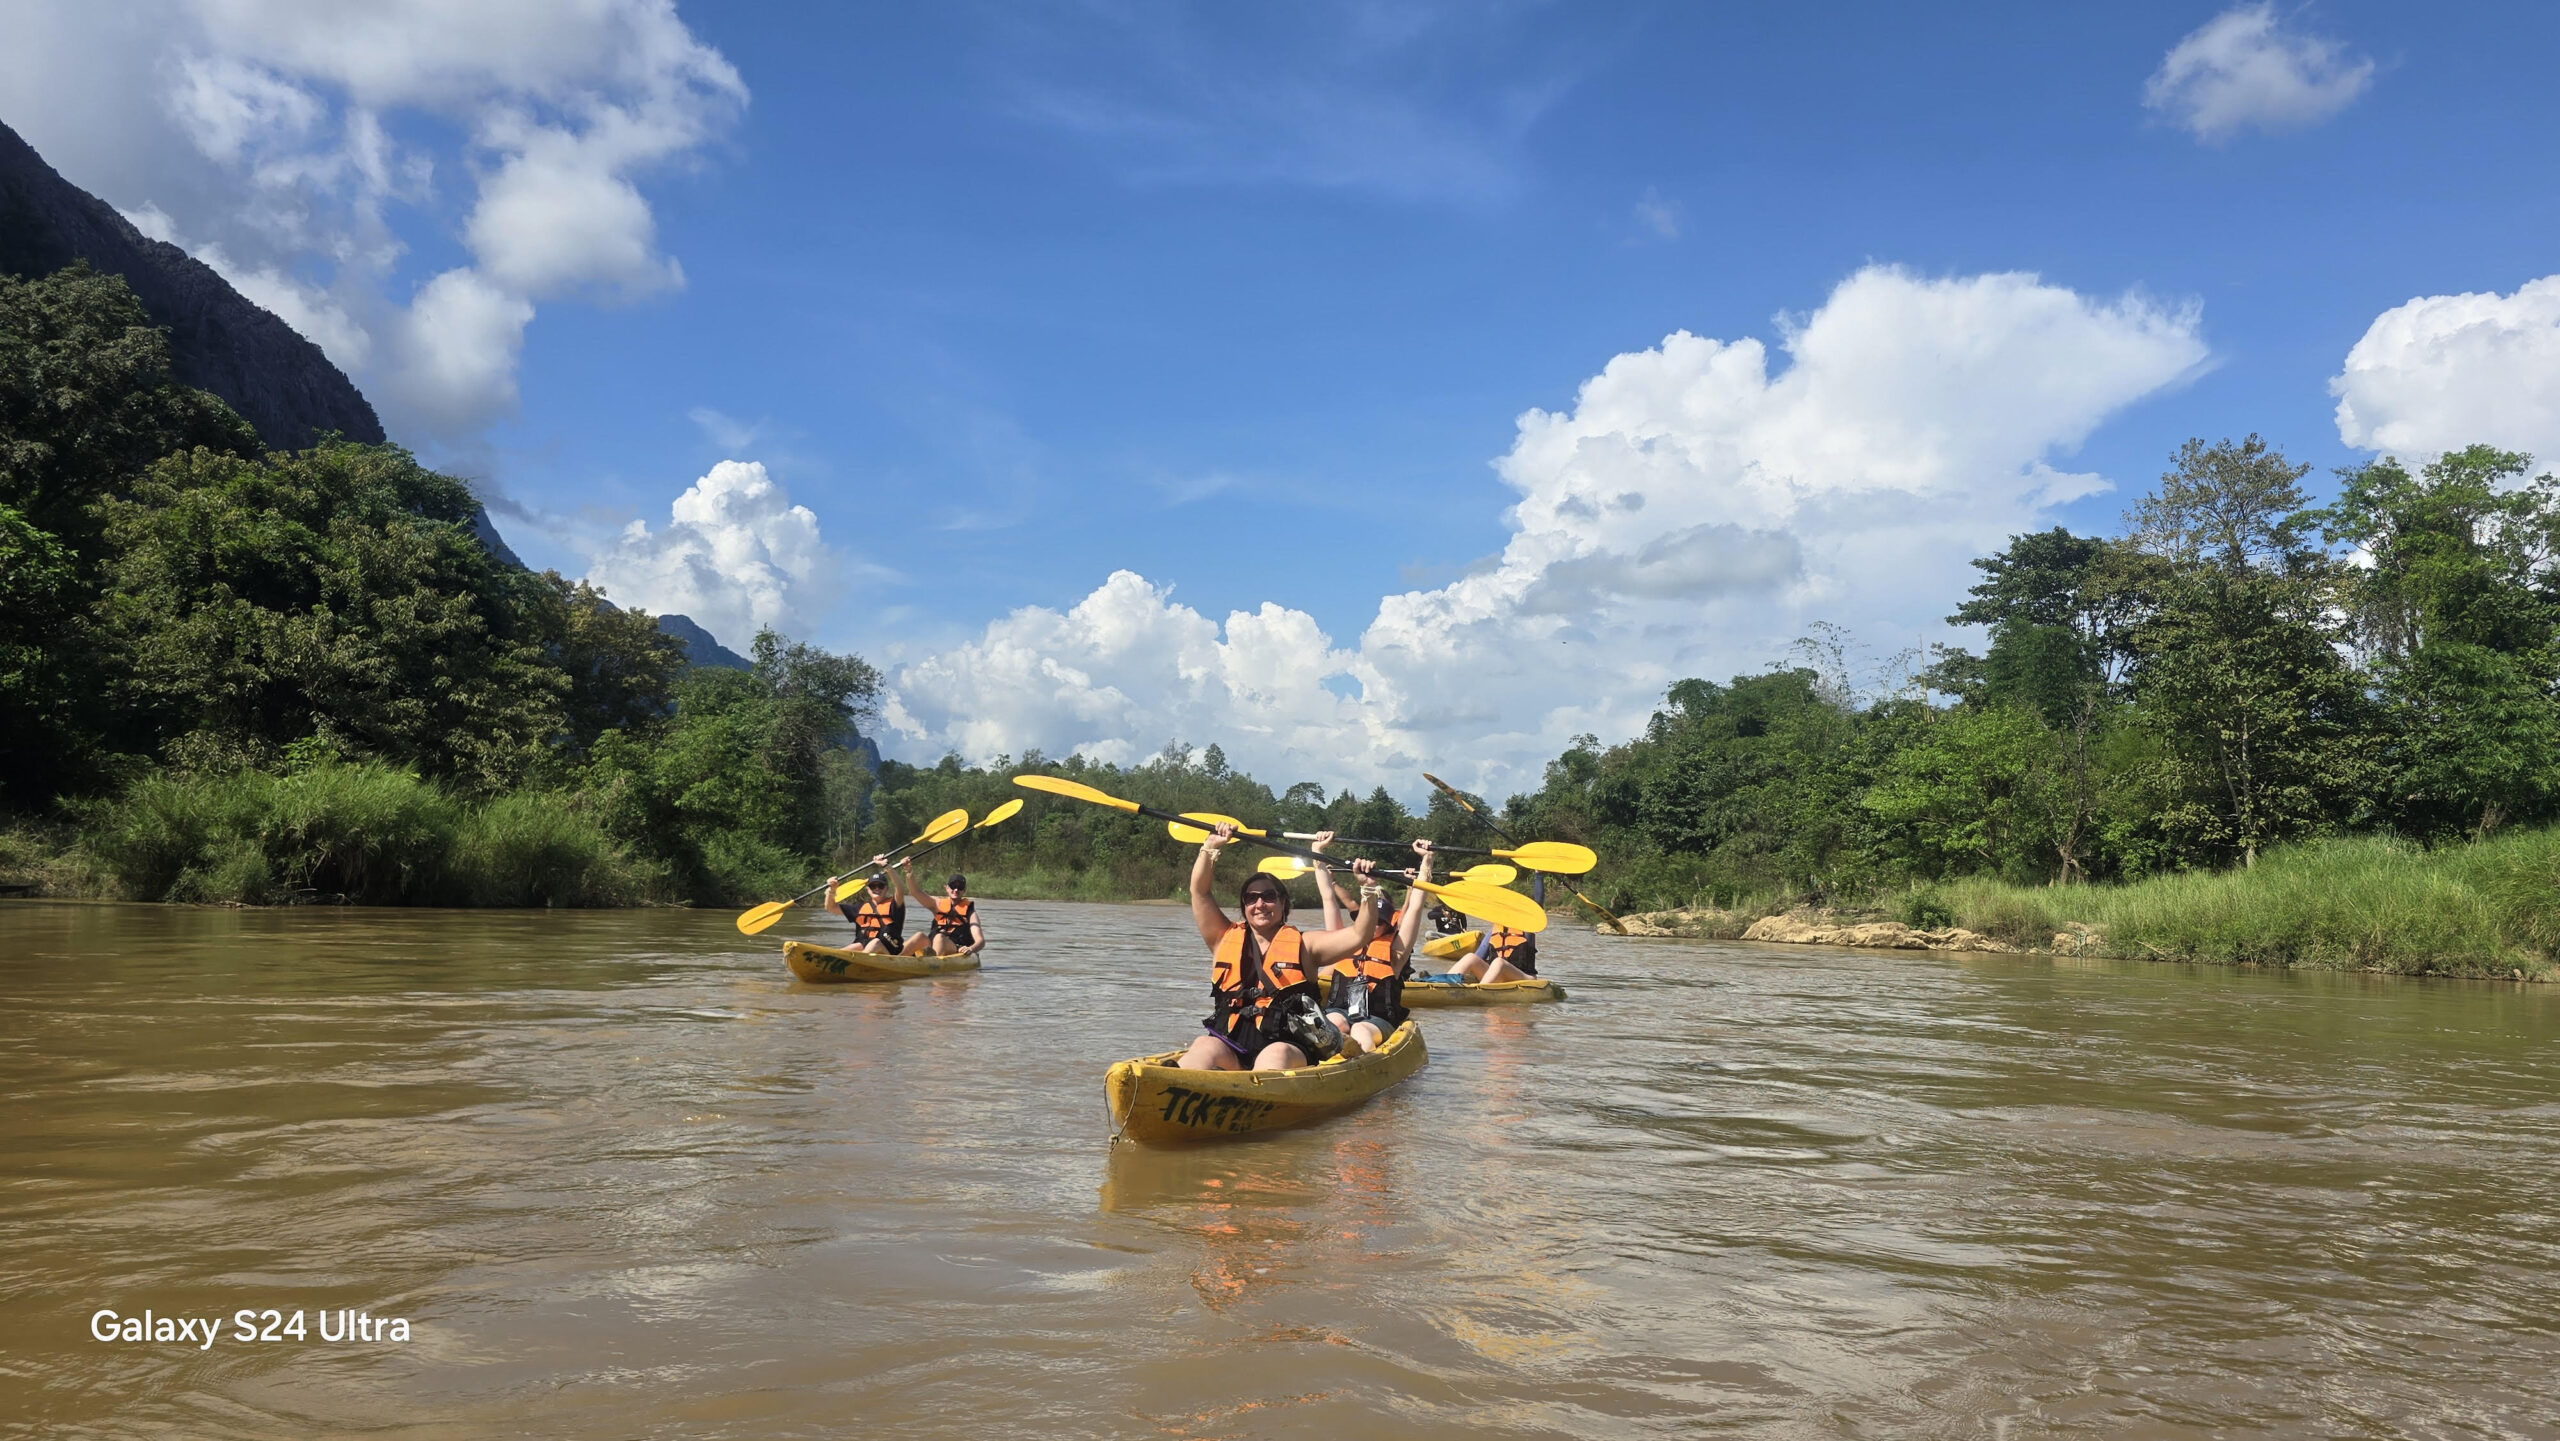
[867,872,889,887]
[947,874,967,889]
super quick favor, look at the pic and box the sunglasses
[1241,889,1287,906]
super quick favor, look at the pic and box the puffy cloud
[888,266,2209,798]
[585,461,826,650]
[2143,3,2373,143]
[891,571,1376,772]
[2332,276,2560,467]
[383,268,536,431]
[0,0,743,442]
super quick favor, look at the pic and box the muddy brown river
[3,899,2556,1437]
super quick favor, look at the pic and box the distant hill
[654,613,750,670]
[0,117,383,452]
[0,118,765,686]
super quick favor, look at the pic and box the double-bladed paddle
[1255,855,1518,888]
[735,808,971,935]
[1011,775,1548,933]
[1273,831,1597,875]
[1422,772,1627,933]
[829,807,976,903]
[900,798,1023,871]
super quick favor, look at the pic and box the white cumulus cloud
[0,0,743,443]
[586,460,827,651]
[2143,3,2373,143]
[887,265,2210,799]
[2332,276,2560,467]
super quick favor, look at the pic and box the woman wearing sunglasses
[1180,822,1379,1073]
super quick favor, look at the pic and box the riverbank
[1611,830,2560,980]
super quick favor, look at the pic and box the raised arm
[1190,823,1236,948]
[1396,840,1436,955]
[1301,858,1379,967]
[1310,830,1344,932]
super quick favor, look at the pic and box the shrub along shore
[1614,827,2560,980]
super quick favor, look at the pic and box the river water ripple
[3,900,2557,1437]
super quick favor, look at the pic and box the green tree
[2127,572,2367,867]
[0,264,257,552]
[1864,703,2066,881]
[749,629,882,856]
[0,265,261,802]
[2121,437,2364,867]
[545,577,686,754]
[93,440,571,788]
[1944,530,2166,880]
[2125,434,2316,573]
[2317,445,2560,838]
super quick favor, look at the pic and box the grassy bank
[16,763,659,906]
[1899,829,2560,978]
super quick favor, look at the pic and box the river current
[3,899,2556,1437]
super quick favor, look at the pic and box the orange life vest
[1322,902,1411,1026]
[927,895,977,940]
[1334,901,1405,983]
[852,894,902,942]
[1208,924,1309,1041]
[1485,925,1537,972]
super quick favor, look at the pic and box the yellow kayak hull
[1403,976,1565,1006]
[1418,929,1481,960]
[783,939,982,983]
[1105,1020,1428,1145]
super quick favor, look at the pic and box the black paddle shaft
[1292,834,1499,857]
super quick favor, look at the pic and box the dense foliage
[14,263,2560,932]
[1,265,878,904]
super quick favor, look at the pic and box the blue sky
[9,2,2560,797]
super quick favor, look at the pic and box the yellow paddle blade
[919,808,970,845]
[1011,774,1139,811]
[1167,811,1267,844]
[1493,841,1597,875]
[1418,878,1547,933]
[1459,863,1517,886]
[974,798,1024,829]
[833,877,869,903]
[1255,855,1308,877]
[735,900,789,935]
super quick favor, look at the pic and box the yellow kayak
[783,939,983,983]
[1418,929,1481,960]
[1105,1020,1428,1145]
[1403,975,1565,1006]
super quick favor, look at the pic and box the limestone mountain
[0,117,760,675]
[0,118,383,453]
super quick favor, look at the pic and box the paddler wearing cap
[1182,821,1380,1072]
[901,864,986,958]
[830,854,909,954]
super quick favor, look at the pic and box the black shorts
[1201,1015,1280,1058]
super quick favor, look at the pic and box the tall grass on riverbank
[80,762,653,906]
[1914,829,2560,977]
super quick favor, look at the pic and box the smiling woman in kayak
[1181,822,1379,1073]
